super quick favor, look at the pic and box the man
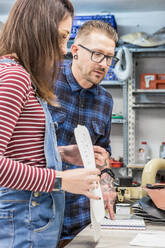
[49,20,118,247]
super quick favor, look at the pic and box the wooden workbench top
[66,223,165,248]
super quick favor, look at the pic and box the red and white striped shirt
[0,56,56,192]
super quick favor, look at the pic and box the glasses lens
[92,52,104,63]
[91,50,119,67]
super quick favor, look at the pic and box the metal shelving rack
[102,80,128,166]
[127,46,165,167]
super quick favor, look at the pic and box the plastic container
[138,141,150,164]
[70,14,117,39]
[110,158,123,168]
[116,203,131,216]
[159,142,165,159]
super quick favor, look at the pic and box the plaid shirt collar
[63,61,99,96]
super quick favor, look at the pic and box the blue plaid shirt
[49,61,113,240]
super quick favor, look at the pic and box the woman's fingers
[61,168,101,199]
[88,181,99,191]
[87,173,100,183]
[85,190,101,200]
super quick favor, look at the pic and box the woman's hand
[56,168,101,200]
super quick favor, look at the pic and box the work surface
[66,223,165,248]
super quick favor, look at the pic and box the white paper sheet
[130,231,165,247]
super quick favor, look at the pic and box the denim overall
[0,59,65,248]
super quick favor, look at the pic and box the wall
[1,7,165,35]
[115,11,165,36]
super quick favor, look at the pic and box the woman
[0,0,100,247]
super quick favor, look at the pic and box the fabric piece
[143,185,165,210]
[132,196,165,223]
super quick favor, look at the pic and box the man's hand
[93,146,111,169]
[100,172,116,220]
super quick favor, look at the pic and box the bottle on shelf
[138,141,150,164]
[159,142,165,159]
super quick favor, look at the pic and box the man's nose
[99,57,108,67]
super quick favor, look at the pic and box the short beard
[86,76,103,86]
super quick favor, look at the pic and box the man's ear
[71,44,79,57]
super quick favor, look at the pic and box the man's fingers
[94,147,110,168]
[95,153,105,166]
[93,146,107,154]
[107,203,115,220]
[93,146,109,158]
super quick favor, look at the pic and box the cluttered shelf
[132,73,165,108]
[133,89,165,94]
[118,45,165,53]
[112,118,126,124]
[101,80,125,86]
[127,164,145,169]
[67,42,165,54]
[132,103,165,108]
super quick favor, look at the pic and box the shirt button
[31,201,39,207]
[33,192,40,197]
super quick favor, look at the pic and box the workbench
[66,222,165,248]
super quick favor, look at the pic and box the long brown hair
[0,0,74,105]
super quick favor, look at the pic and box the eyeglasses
[78,44,119,67]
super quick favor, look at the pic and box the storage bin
[70,14,117,39]
[140,73,165,89]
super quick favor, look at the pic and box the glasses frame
[78,44,119,67]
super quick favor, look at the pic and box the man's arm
[92,145,116,220]
[100,171,116,220]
